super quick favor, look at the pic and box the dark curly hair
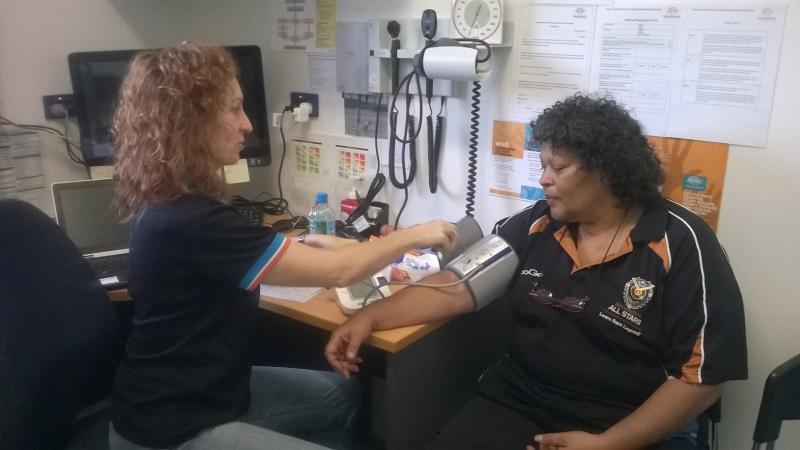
[532,93,665,207]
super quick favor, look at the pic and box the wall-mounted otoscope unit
[413,38,492,82]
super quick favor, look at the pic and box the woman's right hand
[403,219,458,253]
[325,312,374,378]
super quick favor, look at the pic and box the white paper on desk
[260,284,321,303]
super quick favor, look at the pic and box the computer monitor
[51,178,129,254]
[67,45,270,166]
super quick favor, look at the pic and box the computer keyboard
[86,254,129,278]
[234,205,265,226]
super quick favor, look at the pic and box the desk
[109,215,509,449]
[259,288,509,449]
[260,288,444,353]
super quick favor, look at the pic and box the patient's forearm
[362,270,475,330]
[600,379,721,449]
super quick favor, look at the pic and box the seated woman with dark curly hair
[325,94,748,450]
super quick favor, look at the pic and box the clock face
[452,0,503,42]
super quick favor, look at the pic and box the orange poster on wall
[648,137,729,232]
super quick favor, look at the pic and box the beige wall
[1,0,798,447]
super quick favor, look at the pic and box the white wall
[1,0,798,448]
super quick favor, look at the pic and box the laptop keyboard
[86,254,129,279]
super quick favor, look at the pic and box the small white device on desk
[335,273,391,315]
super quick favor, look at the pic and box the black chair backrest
[0,199,123,450]
[753,353,800,444]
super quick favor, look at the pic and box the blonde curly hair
[112,42,238,221]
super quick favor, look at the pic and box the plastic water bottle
[308,192,335,235]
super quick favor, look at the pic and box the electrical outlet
[272,112,283,127]
[42,94,76,119]
[289,92,319,118]
[247,157,269,167]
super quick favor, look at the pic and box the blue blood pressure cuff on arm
[445,235,519,310]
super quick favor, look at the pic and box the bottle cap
[315,192,328,204]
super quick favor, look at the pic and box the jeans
[109,366,361,450]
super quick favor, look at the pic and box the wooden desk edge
[107,289,446,354]
[258,296,446,353]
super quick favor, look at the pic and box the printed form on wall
[510,3,787,147]
[490,120,544,202]
[0,127,51,215]
[272,0,337,52]
[511,4,597,121]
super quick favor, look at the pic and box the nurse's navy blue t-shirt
[111,194,288,447]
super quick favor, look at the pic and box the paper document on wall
[0,128,51,215]
[649,136,729,232]
[489,120,545,202]
[510,3,787,147]
[271,0,336,52]
[665,4,786,147]
[588,5,681,137]
[511,4,597,122]
[260,284,321,303]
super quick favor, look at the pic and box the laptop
[51,178,130,289]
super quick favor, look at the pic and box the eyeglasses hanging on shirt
[526,208,630,314]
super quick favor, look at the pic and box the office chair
[697,398,722,450]
[0,199,123,450]
[752,352,800,450]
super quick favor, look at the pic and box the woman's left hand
[528,431,620,450]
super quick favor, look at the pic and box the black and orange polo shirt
[477,197,747,432]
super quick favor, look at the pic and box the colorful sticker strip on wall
[337,148,367,179]
[294,141,321,174]
[649,137,729,232]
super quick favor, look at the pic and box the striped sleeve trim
[239,235,290,291]
[669,210,708,383]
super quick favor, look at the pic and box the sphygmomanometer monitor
[335,273,391,315]
[334,216,519,315]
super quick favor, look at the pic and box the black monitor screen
[68,46,270,166]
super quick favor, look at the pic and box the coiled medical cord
[465,81,481,217]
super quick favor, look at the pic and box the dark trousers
[429,394,706,450]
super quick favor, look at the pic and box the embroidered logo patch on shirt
[622,277,655,310]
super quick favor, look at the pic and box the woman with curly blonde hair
[109,42,458,450]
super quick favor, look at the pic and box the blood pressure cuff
[445,235,519,310]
